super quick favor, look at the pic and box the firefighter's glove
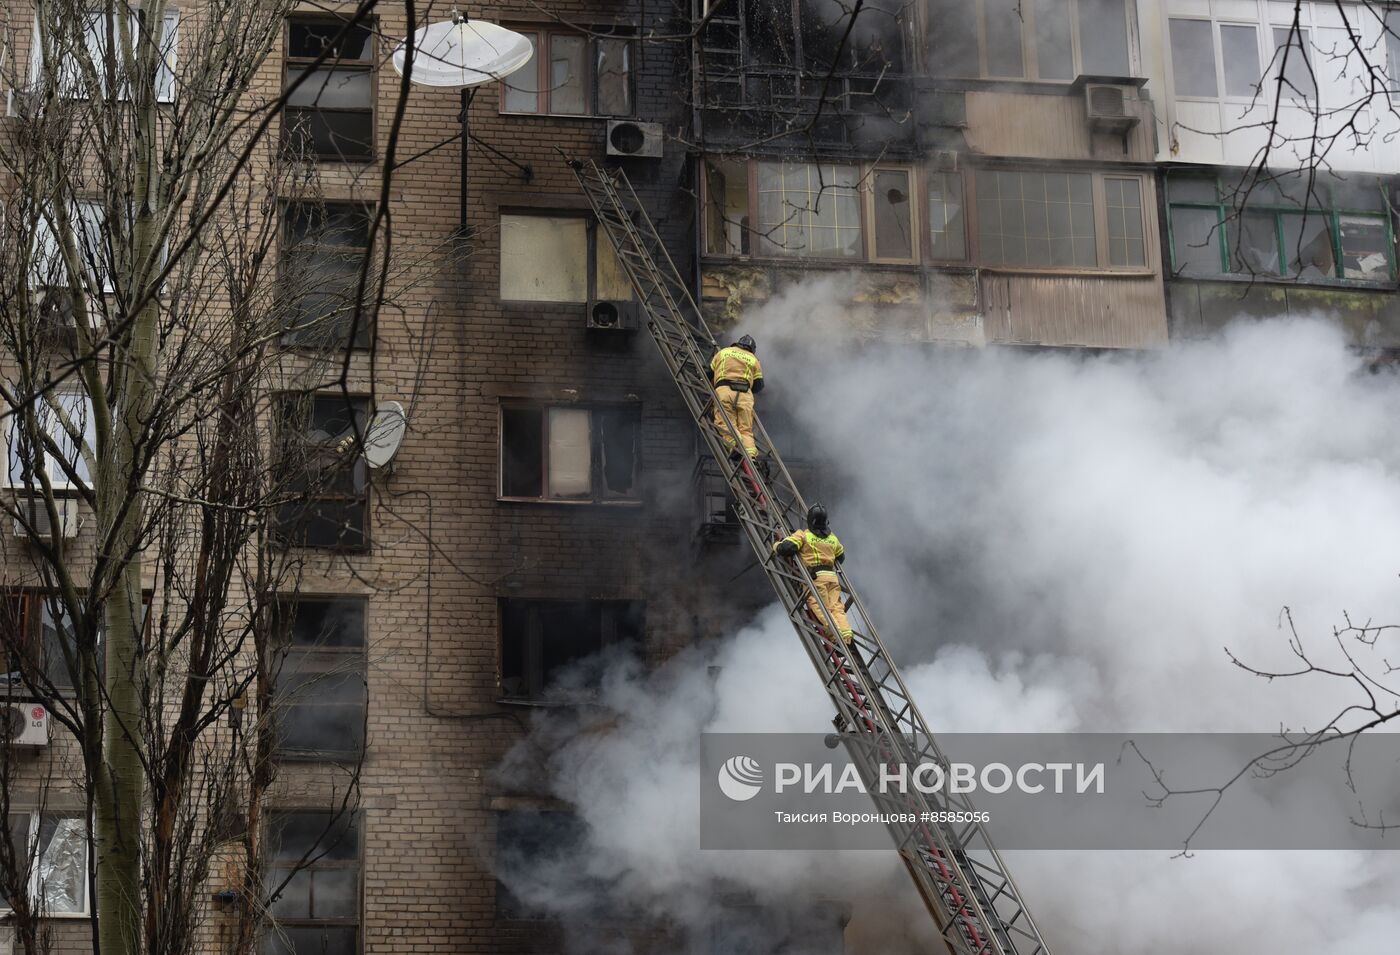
[775,540,799,559]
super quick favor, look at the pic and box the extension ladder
[568,158,1051,955]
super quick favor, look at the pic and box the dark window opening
[270,598,366,759]
[499,599,643,701]
[0,593,109,690]
[264,811,360,955]
[274,394,371,550]
[283,16,375,161]
[495,811,585,919]
[281,202,374,349]
[499,404,640,503]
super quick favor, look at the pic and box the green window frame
[1166,176,1396,284]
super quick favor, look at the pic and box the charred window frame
[273,393,371,551]
[280,202,375,349]
[498,402,640,504]
[970,168,1151,271]
[264,811,361,955]
[1166,13,1318,104]
[282,16,376,161]
[498,599,644,702]
[702,158,920,264]
[498,213,633,303]
[499,28,634,117]
[1,812,89,916]
[0,592,111,691]
[269,597,367,761]
[494,810,585,919]
[1166,173,1396,283]
[928,0,1133,81]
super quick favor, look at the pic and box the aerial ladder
[568,159,1052,955]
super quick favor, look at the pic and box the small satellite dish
[390,17,533,89]
[363,401,408,470]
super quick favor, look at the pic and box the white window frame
[29,9,178,103]
[1,811,92,918]
[1164,3,1319,108]
[944,0,1138,82]
[3,391,96,492]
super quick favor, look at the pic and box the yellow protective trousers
[713,385,757,458]
[808,573,853,644]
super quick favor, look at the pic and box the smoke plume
[498,276,1400,953]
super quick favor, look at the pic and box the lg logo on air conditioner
[716,755,764,801]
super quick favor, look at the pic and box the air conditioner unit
[931,149,959,173]
[12,497,79,540]
[1083,82,1139,133]
[1,702,50,746]
[606,120,664,159]
[587,299,640,332]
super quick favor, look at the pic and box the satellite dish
[363,401,408,470]
[391,17,533,89]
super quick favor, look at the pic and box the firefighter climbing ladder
[569,159,1050,955]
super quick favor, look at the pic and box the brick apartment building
[2,3,1400,955]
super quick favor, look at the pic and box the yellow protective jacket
[711,346,763,389]
[775,529,844,576]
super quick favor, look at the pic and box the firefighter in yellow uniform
[710,335,763,460]
[774,504,853,644]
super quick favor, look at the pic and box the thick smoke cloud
[498,275,1400,953]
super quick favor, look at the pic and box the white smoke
[499,277,1400,953]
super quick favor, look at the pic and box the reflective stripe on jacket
[711,346,763,387]
[775,529,844,574]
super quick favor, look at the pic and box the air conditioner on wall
[12,497,79,540]
[1,702,50,746]
[587,299,640,332]
[606,120,664,159]
[1082,82,1140,134]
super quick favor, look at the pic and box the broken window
[273,394,371,550]
[495,811,585,918]
[499,600,643,701]
[931,0,1130,80]
[2,813,89,915]
[500,30,633,117]
[499,404,640,503]
[264,811,360,955]
[976,170,1097,268]
[5,391,94,490]
[270,598,366,760]
[927,171,966,261]
[281,202,374,349]
[798,0,907,75]
[705,159,751,256]
[283,16,375,161]
[1168,171,1394,283]
[755,162,861,258]
[498,214,634,302]
[870,168,914,261]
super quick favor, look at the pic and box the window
[0,593,104,690]
[31,9,178,102]
[928,0,1131,80]
[1166,172,1395,282]
[495,811,584,918]
[2,812,88,916]
[1389,9,1400,105]
[274,394,370,550]
[499,404,639,503]
[501,30,632,117]
[281,203,374,349]
[270,598,366,760]
[264,811,360,955]
[499,600,643,701]
[974,169,1148,270]
[705,160,920,263]
[927,171,966,261]
[1168,16,1316,103]
[29,200,110,292]
[4,392,94,491]
[498,214,633,303]
[283,17,375,160]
